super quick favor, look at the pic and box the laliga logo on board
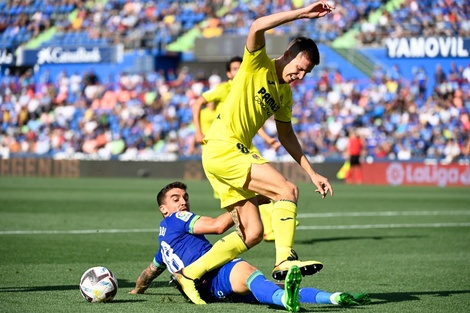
[386,163,470,187]
[37,47,102,64]
[386,163,405,186]
[461,166,470,185]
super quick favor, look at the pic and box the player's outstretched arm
[193,212,234,235]
[247,1,334,52]
[257,127,281,151]
[276,120,333,198]
[191,96,208,144]
[129,262,165,294]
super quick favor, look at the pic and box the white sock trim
[281,291,286,307]
[330,292,342,305]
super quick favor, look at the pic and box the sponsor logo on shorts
[252,154,260,160]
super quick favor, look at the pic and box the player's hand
[194,131,205,144]
[312,173,333,199]
[302,1,334,19]
[270,139,281,151]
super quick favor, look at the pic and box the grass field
[0,176,469,313]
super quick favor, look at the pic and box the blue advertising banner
[17,45,123,66]
[385,37,470,58]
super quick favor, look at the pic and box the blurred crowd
[358,0,470,45]
[2,0,372,50]
[0,0,469,163]
[1,59,469,163]
[2,0,468,51]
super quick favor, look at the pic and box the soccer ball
[79,266,118,302]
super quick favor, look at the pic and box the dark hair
[226,56,243,72]
[286,37,320,65]
[156,181,187,206]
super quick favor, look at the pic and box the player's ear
[283,49,292,60]
[159,205,168,217]
[281,49,294,65]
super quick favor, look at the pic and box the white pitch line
[297,210,470,218]
[0,228,158,235]
[1,223,469,235]
[296,223,470,230]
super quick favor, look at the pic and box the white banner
[386,37,469,58]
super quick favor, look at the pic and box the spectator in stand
[462,63,470,83]
[463,136,470,162]
[442,138,461,164]
[413,66,428,100]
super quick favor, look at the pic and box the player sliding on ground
[129,182,370,311]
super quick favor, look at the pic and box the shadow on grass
[299,235,423,245]
[292,290,470,312]
[0,279,170,293]
[368,290,470,303]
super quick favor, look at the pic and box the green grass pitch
[0,176,469,313]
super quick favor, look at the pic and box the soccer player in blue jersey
[129,182,370,310]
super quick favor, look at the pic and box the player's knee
[279,181,298,201]
[244,229,264,247]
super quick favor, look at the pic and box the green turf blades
[1,178,469,313]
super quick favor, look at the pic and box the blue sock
[299,287,332,304]
[247,270,284,307]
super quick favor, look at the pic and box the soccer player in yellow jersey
[175,1,335,305]
[192,56,281,239]
[192,56,280,152]
[192,56,243,146]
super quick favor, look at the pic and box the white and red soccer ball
[79,266,118,302]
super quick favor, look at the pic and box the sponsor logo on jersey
[175,211,192,221]
[255,86,280,116]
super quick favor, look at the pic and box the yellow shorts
[202,140,268,208]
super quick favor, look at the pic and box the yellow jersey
[204,46,292,147]
[200,80,232,134]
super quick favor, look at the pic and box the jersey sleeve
[243,46,271,73]
[153,249,167,269]
[202,83,229,103]
[164,211,201,234]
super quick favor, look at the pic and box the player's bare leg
[248,163,323,280]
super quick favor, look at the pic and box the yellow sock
[259,200,274,235]
[183,231,248,279]
[272,200,297,264]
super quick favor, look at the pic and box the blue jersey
[151,211,258,303]
[153,211,211,273]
